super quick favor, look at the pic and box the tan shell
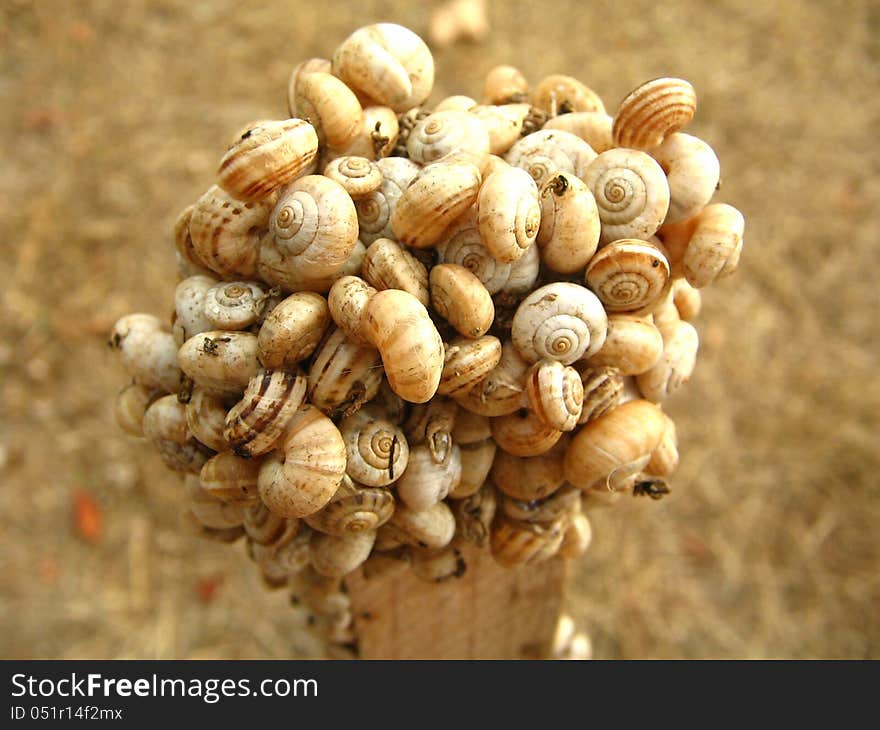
[250,520,311,585]
[110,314,182,394]
[243,501,289,545]
[185,387,231,452]
[429,264,494,339]
[613,77,697,150]
[482,64,529,104]
[585,315,664,376]
[469,103,532,155]
[218,119,319,202]
[436,225,526,295]
[536,173,601,273]
[450,439,496,499]
[114,383,161,437]
[203,281,268,330]
[224,370,307,457]
[257,291,331,369]
[331,23,434,112]
[491,438,567,501]
[173,204,212,276]
[434,94,478,112]
[188,185,275,278]
[672,278,702,320]
[585,239,670,313]
[564,399,669,490]
[453,340,529,417]
[491,408,563,457]
[559,512,593,559]
[355,157,421,244]
[310,530,376,578]
[477,166,541,263]
[406,110,490,170]
[286,57,332,116]
[258,405,347,518]
[531,74,605,116]
[577,366,624,424]
[636,319,699,402]
[327,276,376,345]
[199,450,262,502]
[651,133,720,223]
[304,477,395,536]
[505,129,597,188]
[454,483,497,547]
[395,443,462,511]
[307,327,384,419]
[403,398,458,460]
[173,275,217,346]
[292,71,363,148]
[384,501,456,550]
[439,335,503,396]
[390,162,482,249]
[143,394,213,473]
[683,203,745,288]
[500,483,580,523]
[511,282,608,365]
[186,476,246,529]
[362,289,444,404]
[490,514,566,567]
[361,237,430,306]
[177,330,260,397]
[339,406,409,486]
[646,417,679,478]
[322,156,383,198]
[323,105,400,161]
[525,359,584,431]
[544,111,614,153]
[409,544,467,583]
[583,148,671,244]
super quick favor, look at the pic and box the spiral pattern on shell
[323,156,383,198]
[584,239,670,313]
[304,481,395,536]
[340,407,410,486]
[204,281,267,330]
[436,226,512,294]
[525,359,584,432]
[355,157,420,245]
[613,77,697,150]
[406,110,490,168]
[504,129,597,188]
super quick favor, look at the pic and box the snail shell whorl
[185,386,232,452]
[436,226,511,295]
[577,366,624,424]
[340,406,410,486]
[203,281,267,330]
[491,408,563,457]
[199,451,262,502]
[257,291,331,370]
[292,71,363,149]
[243,501,289,545]
[543,111,614,153]
[355,157,420,244]
[406,110,490,170]
[613,77,697,150]
[304,479,395,537]
[504,129,597,188]
[286,57,332,117]
[395,443,462,511]
[585,239,670,314]
[477,166,541,263]
[490,514,566,567]
[322,156,383,198]
[525,359,584,431]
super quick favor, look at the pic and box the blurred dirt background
[1,0,877,659]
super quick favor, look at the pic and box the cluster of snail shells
[109,22,744,640]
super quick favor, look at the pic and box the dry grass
[0,0,877,659]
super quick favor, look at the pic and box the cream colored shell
[429,264,495,338]
[339,406,410,486]
[536,173,600,274]
[477,166,541,263]
[613,77,697,150]
[585,239,670,314]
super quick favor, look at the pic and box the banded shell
[454,484,497,547]
[531,74,605,116]
[482,64,529,104]
[583,148,671,244]
[525,359,584,431]
[257,291,331,369]
[185,387,232,452]
[511,282,608,365]
[585,239,670,314]
[143,395,213,473]
[361,237,430,306]
[636,319,699,402]
[203,281,268,330]
[384,501,456,550]
[491,408,563,457]
[491,438,567,501]
[292,71,363,148]
[477,166,541,263]
[286,57,332,116]
[683,203,745,288]
[308,328,384,419]
[223,370,308,458]
[327,276,377,345]
[536,172,601,274]
[109,314,181,394]
[543,111,614,154]
[505,129,597,188]
[173,204,212,276]
[395,443,462,511]
[651,133,720,223]
[304,478,395,536]
[453,340,529,417]
[585,315,664,375]
[438,335,503,396]
[310,530,376,578]
[355,157,421,244]
[490,514,566,567]
[577,366,624,424]
[339,406,409,486]
[199,451,262,502]
[430,264,494,339]
[218,119,319,202]
[612,77,697,150]
[173,275,216,346]
[177,331,260,397]
[257,405,347,518]
[406,110,490,170]
[114,383,161,437]
[323,156,383,198]
[186,477,246,529]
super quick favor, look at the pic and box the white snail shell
[525,359,584,432]
[651,132,720,223]
[406,110,490,170]
[536,172,601,274]
[505,129,597,188]
[477,166,541,263]
[203,281,268,331]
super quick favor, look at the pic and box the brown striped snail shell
[406,110,490,170]
[430,263,495,339]
[612,77,697,150]
[477,166,541,263]
[185,386,232,451]
[177,330,260,397]
[384,500,456,550]
[199,450,262,502]
[536,172,601,274]
[453,339,529,417]
[395,442,462,511]
[651,132,720,223]
[355,156,421,245]
[490,514,566,567]
[531,74,605,116]
[114,383,162,437]
[307,327,384,419]
[469,103,532,155]
[454,483,497,547]
[491,437,567,501]
[304,477,395,537]
[511,282,608,365]
[491,408,563,457]
[292,71,363,149]
[672,278,702,321]
[173,275,217,346]
[500,483,580,524]
[143,394,213,473]
[543,111,614,154]
[409,544,467,583]
[257,291,331,369]
[243,501,289,545]
[525,359,584,431]
[439,335,503,397]
[218,118,319,202]
[331,23,434,112]
[682,203,745,288]
[223,370,308,458]
[559,512,593,559]
[257,405,347,518]
[505,129,597,188]
[361,237,430,306]
[636,319,699,402]
[585,239,670,314]
[309,529,376,578]
[322,156,383,198]
[576,366,624,424]
[583,148,671,244]
[585,315,664,376]
[203,280,268,330]
[109,314,181,394]
[286,57,332,117]
[482,64,529,104]
[339,406,410,487]
[327,275,377,345]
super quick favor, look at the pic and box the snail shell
[322,105,400,162]
[223,370,308,458]
[327,275,376,345]
[490,514,566,567]
[286,57,332,116]
[390,161,482,249]
[203,280,267,330]
[110,314,182,394]
[439,335,503,396]
[173,204,213,277]
[435,225,511,295]
[612,77,697,150]
[482,64,529,104]
[583,148,671,244]
[544,111,614,154]
[177,331,260,397]
[292,71,363,149]
[585,315,664,375]
[559,512,593,559]
[173,275,217,346]
[536,173,601,274]
[636,319,699,402]
[218,118,319,202]
[250,522,310,584]
[395,443,462,511]
[511,282,608,365]
[243,501,289,545]
[525,359,584,431]
[186,477,246,530]
[430,263,495,339]
[322,156,383,198]
[189,185,275,278]
[563,399,669,490]
[257,291,331,369]
[672,278,702,320]
[453,340,529,417]
[409,544,467,583]
[585,239,670,314]
[646,417,679,478]
[434,94,479,112]
[469,103,532,155]
[199,450,262,502]
[505,129,597,188]
[577,366,624,424]
[185,386,232,452]
[304,477,395,536]
[531,74,605,116]
[288,563,349,615]
[406,110,490,170]
[182,509,244,543]
[331,23,434,112]
[454,483,497,547]
[500,238,541,294]
[362,289,444,404]
[403,398,458,462]
[384,500,456,550]
[477,166,541,263]
[491,438,567,500]
[307,328,383,419]
[451,439,496,499]
[361,237,430,306]
[491,408,563,457]
[258,405,347,518]
[651,133,720,223]
[500,483,580,524]
[143,394,213,473]
[114,383,161,437]
[683,203,745,288]
[339,406,409,487]
[360,551,410,580]
[310,530,376,578]
[355,157,421,245]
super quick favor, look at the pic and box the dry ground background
[1,0,877,659]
